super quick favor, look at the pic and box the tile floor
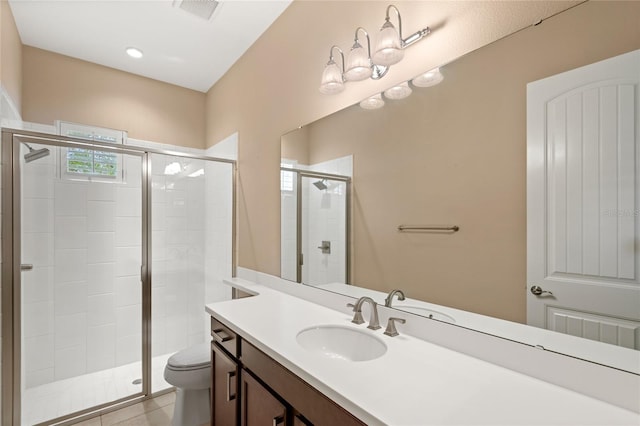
[70,392,177,426]
[23,353,173,425]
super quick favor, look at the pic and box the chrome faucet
[347,297,381,330]
[384,289,406,307]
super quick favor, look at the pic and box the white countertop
[206,280,639,426]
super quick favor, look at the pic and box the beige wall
[1,0,22,112]
[205,1,579,282]
[22,47,206,148]
[281,125,309,165]
[297,2,640,322]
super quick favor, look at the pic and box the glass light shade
[384,82,412,100]
[319,60,345,95]
[412,68,444,87]
[372,21,404,66]
[344,42,372,81]
[359,94,385,110]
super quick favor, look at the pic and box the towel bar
[397,225,459,232]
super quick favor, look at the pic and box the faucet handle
[346,303,365,325]
[384,317,406,337]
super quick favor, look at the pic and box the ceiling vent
[173,0,219,21]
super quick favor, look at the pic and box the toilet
[164,342,211,426]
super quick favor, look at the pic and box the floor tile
[71,417,102,426]
[112,403,173,426]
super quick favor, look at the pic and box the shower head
[23,143,50,163]
[313,179,328,190]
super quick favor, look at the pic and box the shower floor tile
[22,353,172,425]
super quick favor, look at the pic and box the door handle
[20,264,33,271]
[530,285,553,296]
[272,414,285,426]
[317,240,331,254]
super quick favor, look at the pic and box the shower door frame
[281,167,352,285]
[1,129,237,425]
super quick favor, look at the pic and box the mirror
[280,1,640,374]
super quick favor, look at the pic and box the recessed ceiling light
[126,47,143,59]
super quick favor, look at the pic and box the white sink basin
[296,325,387,362]
[395,306,456,323]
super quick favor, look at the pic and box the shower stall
[0,129,235,425]
[280,167,350,286]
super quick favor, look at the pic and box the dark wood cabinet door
[292,412,312,426]
[241,369,286,426]
[212,342,239,426]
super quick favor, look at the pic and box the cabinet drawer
[211,317,240,358]
[241,341,365,426]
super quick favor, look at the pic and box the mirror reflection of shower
[280,165,351,286]
[22,142,50,163]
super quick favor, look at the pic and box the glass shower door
[149,152,234,393]
[18,139,145,424]
[300,176,349,286]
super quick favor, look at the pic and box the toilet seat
[166,342,210,371]
[164,342,211,390]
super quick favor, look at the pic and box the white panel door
[527,49,640,350]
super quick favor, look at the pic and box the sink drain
[132,378,142,385]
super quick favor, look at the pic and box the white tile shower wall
[203,160,233,336]
[21,147,143,387]
[150,154,233,359]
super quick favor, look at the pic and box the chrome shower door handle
[530,285,553,296]
[317,240,331,254]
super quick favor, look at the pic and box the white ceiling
[9,0,291,92]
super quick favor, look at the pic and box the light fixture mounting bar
[402,27,431,48]
[385,4,430,49]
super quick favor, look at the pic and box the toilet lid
[167,342,210,370]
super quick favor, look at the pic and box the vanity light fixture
[319,4,430,94]
[412,67,444,87]
[359,93,385,110]
[126,47,144,59]
[384,81,412,100]
[345,28,388,81]
[319,46,346,95]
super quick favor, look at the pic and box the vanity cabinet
[240,369,287,425]
[211,316,365,426]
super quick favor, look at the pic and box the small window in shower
[57,121,127,182]
[67,146,118,177]
[281,160,296,192]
